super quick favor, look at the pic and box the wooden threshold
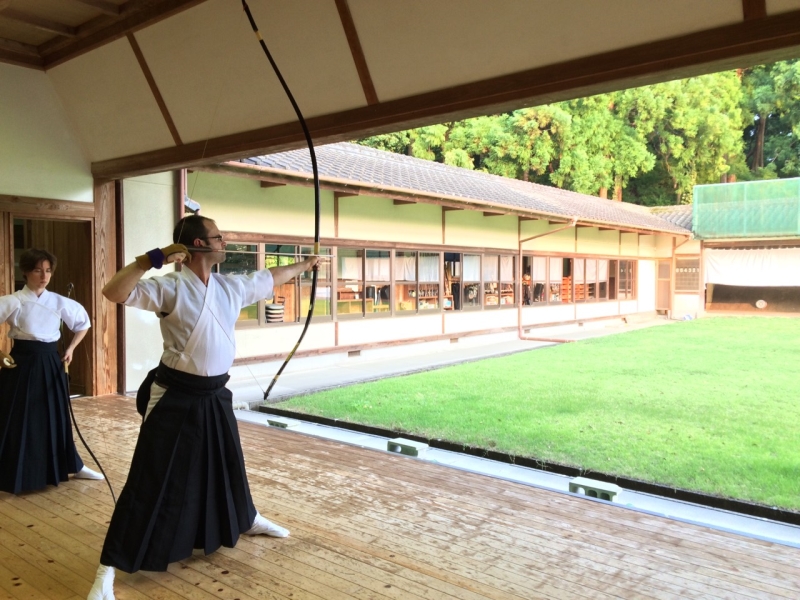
[0,395,798,599]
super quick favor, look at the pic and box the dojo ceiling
[3,0,800,179]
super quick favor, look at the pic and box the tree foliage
[358,60,798,206]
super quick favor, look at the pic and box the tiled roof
[649,204,693,231]
[238,143,691,235]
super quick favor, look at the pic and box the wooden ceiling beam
[742,0,767,21]
[260,181,285,188]
[334,0,378,105]
[0,36,39,57]
[92,9,800,180]
[0,46,43,69]
[394,199,416,206]
[39,0,209,68]
[72,0,122,17]
[483,211,505,217]
[1,8,77,38]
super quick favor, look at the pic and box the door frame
[0,182,118,396]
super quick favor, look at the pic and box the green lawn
[279,317,800,511]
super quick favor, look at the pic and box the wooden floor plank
[242,454,744,593]
[0,394,792,600]
[244,428,797,593]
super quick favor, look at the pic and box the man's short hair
[173,215,215,246]
[19,248,57,273]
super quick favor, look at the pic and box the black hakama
[0,340,84,494]
[100,363,257,573]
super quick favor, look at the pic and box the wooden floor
[1,396,799,600]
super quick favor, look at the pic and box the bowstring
[172,4,268,396]
[187,2,248,203]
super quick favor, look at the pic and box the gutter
[517,218,579,343]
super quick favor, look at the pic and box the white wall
[576,302,621,320]
[521,303,576,326]
[0,63,92,202]
[444,307,518,334]
[637,259,656,312]
[189,172,336,239]
[340,313,442,345]
[673,294,703,318]
[122,173,177,392]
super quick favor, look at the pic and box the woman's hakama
[0,340,84,494]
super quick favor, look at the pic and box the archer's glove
[135,244,191,270]
[0,349,16,369]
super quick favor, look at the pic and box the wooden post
[93,179,118,395]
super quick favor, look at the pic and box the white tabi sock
[245,512,290,538]
[74,466,105,480]
[86,565,115,600]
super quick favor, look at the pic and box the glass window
[444,253,460,310]
[337,248,365,316]
[418,252,440,310]
[585,259,597,301]
[500,255,515,306]
[463,254,481,308]
[619,260,636,300]
[675,258,700,292]
[574,258,586,302]
[531,256,548,303]
[483,254,499,307]
[609,260,618,300]
[395,250,417,312]
[299,245,332,318]
[598,259,609,300]
[219,244,259,322]
[366,249,391,314]
[265,244,297,323]
[549,257,564,303]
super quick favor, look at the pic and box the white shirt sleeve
[228,269,274,307]
[59,296,91,332]
[0,295,21,324]
[125,274,178,313]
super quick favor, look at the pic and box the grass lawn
[279,317,800,511]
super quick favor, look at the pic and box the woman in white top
[0,248,103,494]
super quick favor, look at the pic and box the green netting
[693,178,800,239]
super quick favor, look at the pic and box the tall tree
[741,60,800,178]
[633,72,744,204]
[357,65,797,206]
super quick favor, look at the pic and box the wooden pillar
[0,212,11,353]
[93,179,118,395]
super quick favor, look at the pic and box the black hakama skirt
[100,363,257,573]
[0,340,84,494]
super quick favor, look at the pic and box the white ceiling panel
[135,0,367,144]
[47,37,175,162]
[351,0,744,102]
[768,0,800,14]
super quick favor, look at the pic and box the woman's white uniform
[0,287,91,494]
[99,267,274,573]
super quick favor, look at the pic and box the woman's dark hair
[173,215,215,246]
[19,248,57,273]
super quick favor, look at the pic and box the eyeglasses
[202,235,224,242]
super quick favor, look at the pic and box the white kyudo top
[0,287,91,342]
[126,267,274,377]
